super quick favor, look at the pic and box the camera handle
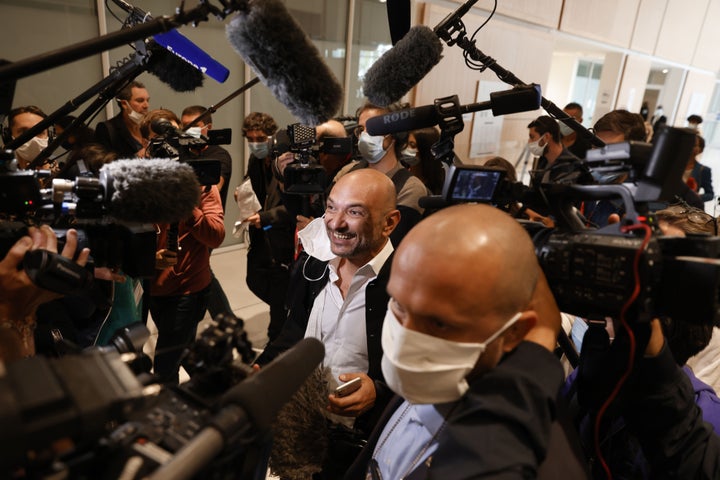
[543,184,640,232]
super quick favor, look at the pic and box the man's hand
[0,226,90,359]
[244,213,262,229]
[327,373,376,417]
[524,208,555,228]
[275,151,296,178]
[155,249,178,269]
[94,267,127,283]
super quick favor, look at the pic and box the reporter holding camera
[140,109,225,385]
[241,112,296,343]
[566,208,720,478]
[274,119,353,230]
[0,226,89,362]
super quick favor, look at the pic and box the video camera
[0,314,252,478]
[272,123,352,194]
[0,158,156,281]
[438,126,720,326]
[0,315,324,480]
[147,119,232,186]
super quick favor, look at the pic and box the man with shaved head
[257,169,401,476]
[346,204,566,479]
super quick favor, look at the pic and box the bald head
[394,204,539,320]
[331,169,397,214]
[317,119,347,139]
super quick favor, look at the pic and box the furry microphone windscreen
[269,367,331,479]
[146,40,204,92]
[100,158,200,224]
[225,0,343,126]
[363,25,443,107]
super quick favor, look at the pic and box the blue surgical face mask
[358,131,391,164]
[248,141,269,159]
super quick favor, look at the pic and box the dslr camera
[272,123,352,194]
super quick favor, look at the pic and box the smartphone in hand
[334,377,362,397]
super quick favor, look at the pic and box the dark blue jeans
[150,286,210,385]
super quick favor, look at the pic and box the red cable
[593,223,652,479]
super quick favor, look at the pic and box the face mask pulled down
[124,102,144,125]
[381,307,522,404]
[297,216,334,261]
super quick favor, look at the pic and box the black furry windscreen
[145,40,205,92]
[363,25,443,107]
[269,367,331,479]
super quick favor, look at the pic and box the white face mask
[14,135,48,167]
[358,131,391,164]
[381,306,521,404]
[297,216,334,262]
[558,122,574,137]
[248,141,269,159]
[125,104,144,125]
[400,147,419,167]
[186,126,203,138]
[528,136,546,157]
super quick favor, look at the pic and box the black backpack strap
[390,167,412,194]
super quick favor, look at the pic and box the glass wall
[349,0,392,115]
[571,60,603,127]
[0,0,103,116]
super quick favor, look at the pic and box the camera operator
[577,318,720,478]
[275,118,353,230]
[180,105,233,321]
[140,109,225,385]
[584,110,704,227]
[180,105,233,209]
[562,206,720,478]
[0,226,89,362]
[241,112,296,343]
[5,105,55,170]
